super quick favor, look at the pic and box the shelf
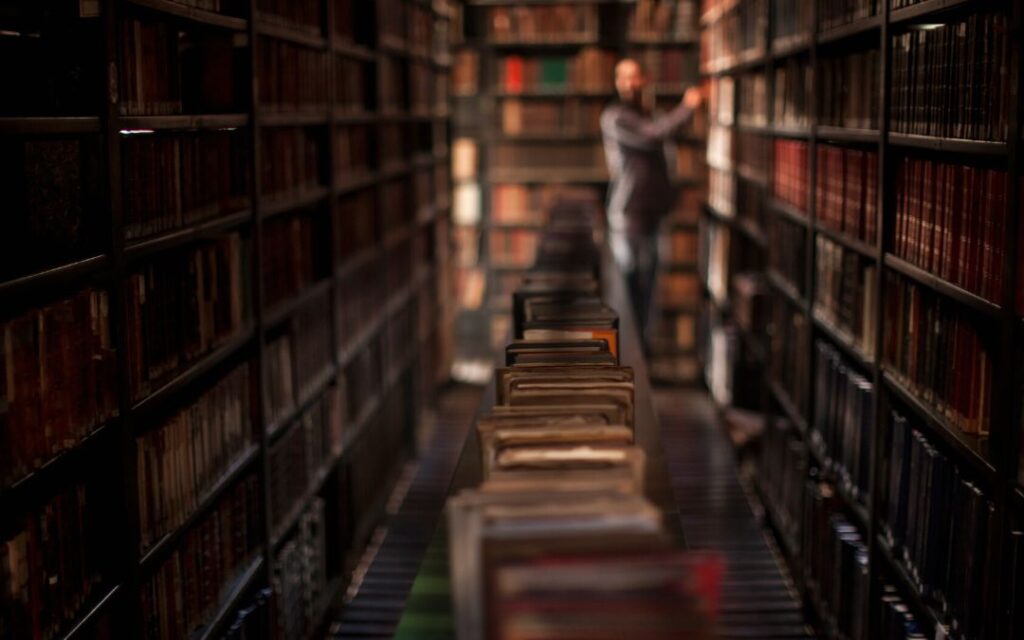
[491,89,615,99]
[261,187,330,220]
[882,370,996,482]
[769,125,811,140]
[814,224,876,259]
[0,116,101,134]
[734,216,768,248]
[192,556,265,640]
[770,380,808,435]
[770,34,812,59]
[627,36,699,47]
[139,445,260,572]
[888,133,1007,156]
[736,164,769,187]
[876,536,943,639]
[336,246,381,280]
[271,454,342,550]
[383,222,415,251]
[131,325,256,416]
[811,309,875,371]
[379,162,413,180]
[735,122,772,136]
[0,255,109,303]
[258,110,330,127]
[889,0,977,27]
[332,39,376,61]
[815,126,879,144]
[815,15,882,45]
[332,111,376,124]
[124,210,252,263]
[0,422,115,515]
[488,169,609,184]
[487,132,603,143]
[128,0,247,30]
[768,197,809,225]
[118,113,249,130]
[264,278,333,329]
[767,269,808,311]
[335,171,379,196]
[255,20,328,49]
[61,585,121,640]
[883,254,1001,318]
[338,311,386,366]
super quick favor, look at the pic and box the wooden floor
[327,384,816,639]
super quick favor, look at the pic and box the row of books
[702,220,730,304]
[818,49,880,131]
[256,37,328,112]
[1,289,118,489]
[802,482,869,640]
[123,130,251,241]
[500,98,604,137]
[771,296,810,418]
[707,167,735,217]
[736,131,769,181]
[489,230,539,268]
[815,145,879,246]
[136,364,252,553]
[735,176,767,229]
[498,49,616,94]
[410,60,435,113]
[489,143,606,173]
[453,50,479,97]
[262,213,325,310]
[819,0,877,33]
[1,480,107,640]
[264,297,334,429]
[448,218,718,639]
[335,58,369,114]
[486,5,598,42]
[259,127,324,203]
[628,49,699,87]
[378,57,407,114]
[737,71,767,127]
[660,271,701,309]
[773,139,809,214]
[768,215,806,294]
[891,11,1010,142]
[708,76,734,126]
[268,389,343,533]
[883,275,991,435]
[706,124,732,173]
[125,234,247,401]
[255,0,321,33]
[333,124,372,179]
[630,0,697,41]
[773,58,811,130]
[893,158,1007,305]
[336,258,385,357]
[815,236,877,356]
[771,0,811,42]
[662,227,699,267]
[272,499,328,639]
[0,137,102,282]
[140,474,263,640]
[335,191,376,262]
[758,417,808,550]
[884,408,994,638]
[812,340,873,504]
[121,18,240,116]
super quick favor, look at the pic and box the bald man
[601,58,702,344]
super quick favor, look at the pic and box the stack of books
[446,210,720,639]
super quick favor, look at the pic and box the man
[601,58,703,345]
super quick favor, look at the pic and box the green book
[540,57,568,89]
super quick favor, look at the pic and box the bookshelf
[700,0,1024,638]
[0,1,455,638]
[449,0,707,365]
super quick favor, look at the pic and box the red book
[505,56,524,94]
[920,160,936,273]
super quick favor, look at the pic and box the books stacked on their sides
[446,221,720,639]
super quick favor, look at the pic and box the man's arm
[601,102,694,151]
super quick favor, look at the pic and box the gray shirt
[601,100,694,235]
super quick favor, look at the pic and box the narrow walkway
[656,388,813,639]
[329,384,814,639]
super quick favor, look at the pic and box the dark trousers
[620,232,659,349]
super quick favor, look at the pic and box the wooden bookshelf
[701,0,1024,638]
[0,1,456,638]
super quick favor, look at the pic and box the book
[497,48,615,94]
[890,11,1010,142]
[140,474,263,640]
[814,236,877,356]
[818,0,878,32]
[629,0,698,41]
[758,417,808,545]
[818,48,880,130]
[772,56,811,130]
[883,409,994,637]
[136,364,252,553]
[262,211,327,310]
[772,0,813,42]
[255,0,321,32]
[334,191,376,263]
[770,296,810,418]
[768,214,806,294]
[1,289,118,489]
[259,127,325,202]
[812,340,873,504]
[893,157,1007,304]
[815,145,879,246]
[883,274,991,435]
[486,5,598,43]
[125,233,248,401]
[333,124,372,183]
[772,139,809,213]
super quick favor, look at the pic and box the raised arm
[601,101,694,151]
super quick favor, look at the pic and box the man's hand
[683,86,703,110]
